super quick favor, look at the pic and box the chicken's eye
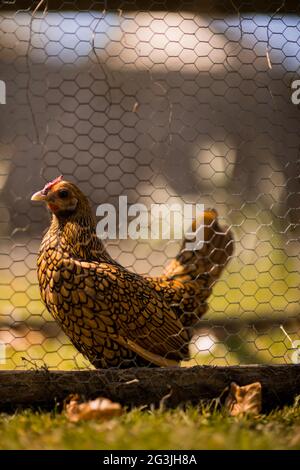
[58,189,69,199]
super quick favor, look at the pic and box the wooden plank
[0,365,300,411]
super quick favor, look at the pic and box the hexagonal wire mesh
[0,0,300,371]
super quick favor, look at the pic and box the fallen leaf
[65,394,123,423]
[288,427,300,447]
[225,382,262,417]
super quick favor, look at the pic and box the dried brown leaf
[65,394,123,423]
[225,382,262,417]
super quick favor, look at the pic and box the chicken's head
[31,176,88,217]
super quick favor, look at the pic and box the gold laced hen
[32,178,234,368]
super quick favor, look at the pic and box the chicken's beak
[31,190,47,202]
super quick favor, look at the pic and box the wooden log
[0,365,300,411]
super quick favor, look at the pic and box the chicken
[31,176,234,368]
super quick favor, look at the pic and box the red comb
[41,175,63,194]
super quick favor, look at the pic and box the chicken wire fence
[0,0,300,370]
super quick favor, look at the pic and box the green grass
[1,402,300,450]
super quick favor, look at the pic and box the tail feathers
[160,209,234,331]
[164,209,234,284]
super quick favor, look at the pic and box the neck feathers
[48,210,108,262]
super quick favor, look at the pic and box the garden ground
[1,401,300,450]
